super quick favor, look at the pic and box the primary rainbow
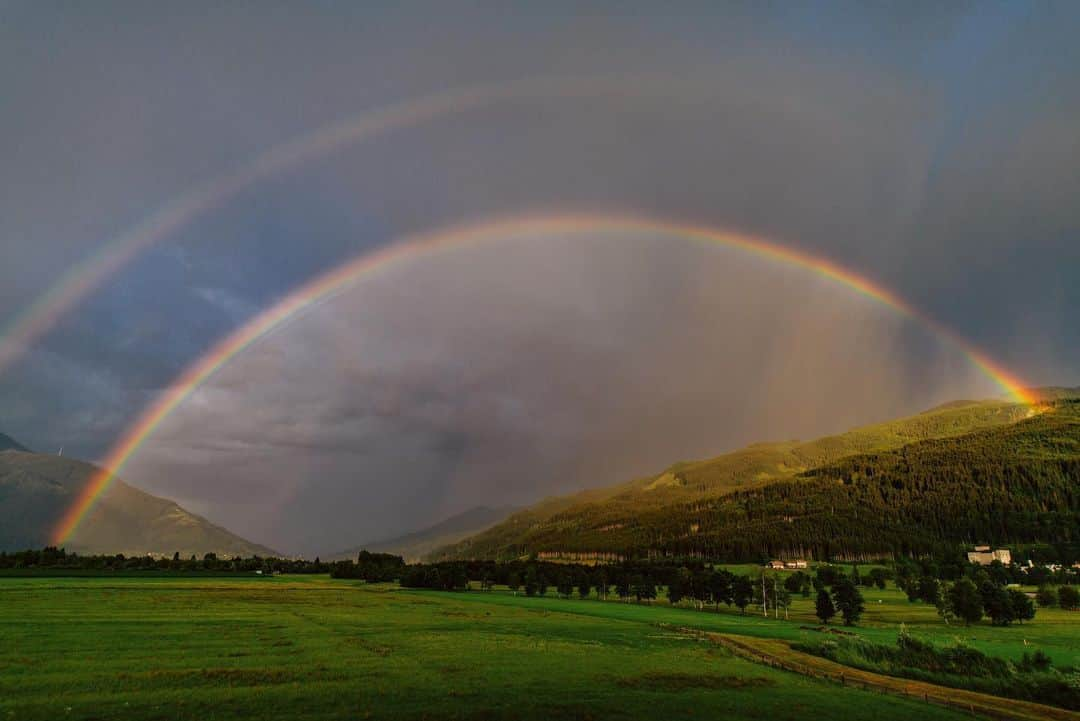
[51,212,1038,544]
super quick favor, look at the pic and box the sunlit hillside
[436,395,1076,561]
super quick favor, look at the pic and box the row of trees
[895,555,1080,588]
[813,578,865,626]
[932,578,1036,626]
[888,557,1077,625]
[0,547,332,574]
[388,556,1074,628]
[329,551,405,582]
[395,559,870,625]
[1036,584,1080,610]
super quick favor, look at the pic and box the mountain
[0,432,28,452]
[433,395,1075,561]
[333,505,518,562]
[0,448,277,557]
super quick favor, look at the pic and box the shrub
[1036,585,1057,608]
[795,632,1078,710]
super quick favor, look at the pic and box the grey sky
[1,2,1077,554]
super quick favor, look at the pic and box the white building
[967,546,1012,566]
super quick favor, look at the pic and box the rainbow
[51,212,1038,544]
[0,73,693,376]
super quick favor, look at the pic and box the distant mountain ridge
[0,433,28,452]
[0,448,277,557]
[433,392,1079,561]
[334,505,518,562]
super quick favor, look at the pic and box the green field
[3,575,1077,720]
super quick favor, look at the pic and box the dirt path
[677,627,1079,721]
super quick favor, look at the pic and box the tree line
[391,558,871,625]
[381,554,1074,628]
[0,547,332,574]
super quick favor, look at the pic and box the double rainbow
[51,212,1037,544]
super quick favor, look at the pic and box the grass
[792,633,1079,711]
[711,634,1079,721]
[0,575,1001,721]
[452,584,1080,667]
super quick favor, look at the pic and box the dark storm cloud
[121,234,995,554]
[1,2,1077,553]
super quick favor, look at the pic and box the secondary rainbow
[51,212,1039,544]
[0,73,692,376]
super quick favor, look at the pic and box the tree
[775,586,792,620]
[816,565,841,587]
[1035,585,1057,608]
[667,571,687,606]
[616,577,633,602]
[690,571,710,609]
[784,571,808,595]
[832,579,865,626]
[506,570,521,596]
[449,564,469,591]
[917,576,941,606]
[523,566,539,597]
[935,582,956,625]
[948,578,983,625]
[557,573,573,599]
[634,575,656,604]
[709,569,733,610]
[894,560,916,593]
[1008,589,1035,624]
[577,573,592,600]
[903,577,921,603]
[867,568,889,590]
[1058,585,1079,610]
[981,581,1014,626]
[595,571,609,600]
[731,575,753,615]
[1026,565,1050,587]
[815,588,836,624]
[987,560,1009,587]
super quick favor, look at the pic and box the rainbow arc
[51,212,1037,544]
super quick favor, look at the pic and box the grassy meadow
[3,575,1077,720]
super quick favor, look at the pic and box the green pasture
[0,575,1017,721]
[455,583,1080,667]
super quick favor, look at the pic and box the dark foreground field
[1,575,1074,720]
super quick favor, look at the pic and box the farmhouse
[966,545,1012,566]
[764,559,808,570]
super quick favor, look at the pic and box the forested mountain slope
[435,395,1076,561]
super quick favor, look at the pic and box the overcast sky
[1,2,1077,554]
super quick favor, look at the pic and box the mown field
[1,575,1076,721]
